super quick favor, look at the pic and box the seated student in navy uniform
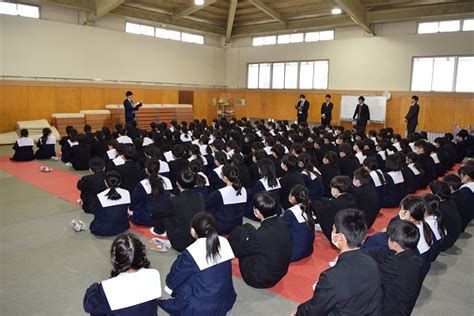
[429,180,462,252]
[110,145,142,192]
[423,194,446,262]
[363,156,386,209]
[458,166,474,219]
[103,139,119,168]
[188,159,210,199]
[11,129,35,162]
[83,234,162,315]
[158,213,236,316]
[338,143,360,178]
[405,152,422,193]
[77,158,106,214]
[414,140,436,188]
[454,129,474,162]
[91,130,108,159]
[151,170,206,252]
[425,142,445,178]
[208,151,227,191]
[90,171,130,237]
[298,153,324,202]
[443,174,471,231]
[375,139,391,172]
[382,155,406,208]
[319,151,341,197]
[364,220,423,316]
[69,133,92,171]
[60,127,78,164]
[229,192,292,289]
[129,158,171,227]
[280,154,306,209]
[168,144,190,190]
[282,185,316,262]
[294,209,383,316]
[143,146,170,179]
[246,158,281,220]
[314,175,357,241]
[351,167,380,228]
[206,165,247,235]
[34,128,56,159]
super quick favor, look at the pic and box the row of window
[411,56,473,93]
[252,30,335,47]
[247,61,329,89]
[0,2,39,18]
[418,19,474,34]
[125,22,204,44]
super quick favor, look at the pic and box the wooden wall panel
[1,86,28,132]
[27,86,56,124]
[161,90,179,104]
[55,87,81,113]
[454,98,474,128]
[104,88,126,105]
[80,88,105,110]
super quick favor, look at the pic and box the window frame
[0,2,40,18]
[416,18,474,34]
[251,29,335,47]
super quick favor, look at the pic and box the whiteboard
[340,95,387,123]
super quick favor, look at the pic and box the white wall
[226,21,474,90]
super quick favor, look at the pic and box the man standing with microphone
[295,94,310,124]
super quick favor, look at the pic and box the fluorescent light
[194,0,204,5]
[331,7,342,15]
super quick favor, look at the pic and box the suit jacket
[351,183,380,228]
[315,193,358,240]
[365,248,423,316]
[123,98,134,123]
[321,102,334,120]
[353,103,370,126]
[77,172,107,213]
[296,100,310,117]
[405,103,420,126]
[297,249,383,316]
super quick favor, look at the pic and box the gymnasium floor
[0,145,473,316]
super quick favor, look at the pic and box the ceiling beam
[248,0,287,25]
[335,0,374,35]
[368,2,474,23]
[87,0,125,23]
[172,0,217,21]
[225,0,238,43]
[111,6,225,36]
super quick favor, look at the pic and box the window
[247,60,329,89]
[417,19,469,34]
[252,30,334,46]
[182,32,204,44]
[319,30,335,41]
[305,32,320,42]
[411,56,474,92]
[0,2,39,18]
[289,33,304,43]
[140,24,155,37]
[126,22,141,35]
[462,19,474,31]
[277,34,290,44]
[252,37,265,46]
[126,23,203,44]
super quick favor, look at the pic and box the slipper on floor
[40,166,53,173]
[147,239,169,253]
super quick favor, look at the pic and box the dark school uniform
[406,163,421,193]
[103,148,118,168]
[282,204,315,262]
[430,152,444,178]
[338,154,360,178]
[158,237,236,316]
[302,169,325,202]
[351,183,380,228]
[169,158,190,188]
[113,157,142,192]
[246,177,281,220]
[451,189,472,231]
[319,163,341,197]
[77,171,106,214]
[228,215,292,289]
[280,170,306,209]
[417,152,435,188]
[208,165,226,191]
[90,188,130,236]
[369,169,386,209]
[35,135,56,159]
[60,139,78,163]
[192,171,211,199]
[11,137,35,161]
[91,138,108,159]
[425,215,443,262]
[83,268,161,316]
[129,178,171,227]
[439,198,462,251]
[70,143,92,171]
[382,171,405,208]
[458,182,474,219]
[206,186,248,235]
[376,151,387,172]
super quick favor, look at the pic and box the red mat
[0,158,458,304]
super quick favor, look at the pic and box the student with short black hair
[229,192,292,289]
[363,156,386,208]
[405,151,422,193]
[83,234,161,315]
[414,140,436,188]
[11,128,35,161]
[319,151,341,197]
[112,145,142,192]
[383,155,406,208]
[338,143,360,178]
[35,127,56,159]
[77,157,106,214]
[364,220,423,316]
[60,128,78,164]
[443,174,471,231]
[282,185,315,262]
[158,212,236,315]
[168,144,189,187]
[280,154,306,209]
[458,166,474,219]
[295,209,382,316]
[69,133,92,171]
[208,150,228,190]
[90,171,130,236]
[351,167,380,228]
[188,158,210,199]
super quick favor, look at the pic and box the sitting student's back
[351,168,380,228]
[35,127,56,159]
[11,129,34,162]
[70,133,91,170]
[77,157,106,214]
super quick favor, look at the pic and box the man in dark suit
[353,96,370,129]
[351,168,380,228]
[229,192,292,289]
[294,209,383,316]
[405,95,420,135]
[76,157,106,213]
[364,220,423,316]
[123,90,142,125]
[295,94,310,124]
[320,94,334,128]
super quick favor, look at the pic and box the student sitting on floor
[69,133,92,171]
[112,145,142,192]
[168,144,190,189]
[60,127,78,164]
[383,155,406,208]
[363,156,386,209]
[282,185,316,262]
[443,174,471,231]
[405,152,422,193]
[338,143,360,178]
[151,170,205,252]
[11,128,34,162]
[458,166,474,219]
[129,158,171,227]
[319,151,341,197]
[77,157,106,214]
[364,220,423,316]
[351,167,380,228]
[90,171,130,236]
[429,180,462,252]
[206,165,247,235]
[423,193,446,262]
[34,127,56,159]
[158,212,236,315]
[294,209,383,316]
[83,234,161,315]
[103,139,119,167]
[229,192,292,289]
[280,154,306,209]
[188,159,210,199]
[298,153,324,202]
[414,140,436,188]
[208,151,227,190]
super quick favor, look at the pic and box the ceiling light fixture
[194,0,204,5]
[331,6,342,15]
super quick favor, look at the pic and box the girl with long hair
[35,127,56,159]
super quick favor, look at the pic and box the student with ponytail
[382,155,406,208]
[280,154,306,209]
[158,212,236,315]
[208,150,228,190]
[188,159,210,198]
[363,156,385,209]
[206,165,247,234]
[34,127,56,159]
[129,158,171,227]
[90,171,130,236]
[84,234,162,315]
[282,185,315,262]
[298,153,324,202]
[423,193,445,262]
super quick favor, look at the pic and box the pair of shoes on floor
[147,238,171,253]
[65,162,72,167]
[149,227,168,239]
[50,157,59,161]
[40,166,53,173]
[71,219,87,232]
